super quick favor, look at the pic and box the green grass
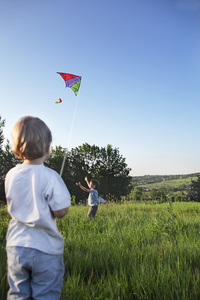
[139,176,196,189]
[1,202,200,299]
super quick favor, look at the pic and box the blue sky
[1,0,200,176]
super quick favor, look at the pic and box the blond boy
[5,116,71,299]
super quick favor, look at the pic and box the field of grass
[1,201,200,299]
[139,176,197,189]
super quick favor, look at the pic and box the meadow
[138,176,197,189]
[1,201,200,299]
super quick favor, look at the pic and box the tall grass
[0,205,9,299]
[1,202,200,299]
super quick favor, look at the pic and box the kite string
[60,97,79,176]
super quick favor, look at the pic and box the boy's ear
[45,143,51,153]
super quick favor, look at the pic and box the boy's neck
[23,156,46,165]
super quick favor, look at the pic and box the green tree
[149,188,167,202]
[0,116,6,201]
[0,117,19,202]
[0,120,131,203]
[46,146,67,174]
[46,143,132,201]
[130,188,143,201]
[174,192,187,202]
[189,175,200,202]
[46,145,85,200]
[0,116,21,201]
[0,139,22,202]
[97,144,132,198]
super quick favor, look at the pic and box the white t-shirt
[5,164,71,255]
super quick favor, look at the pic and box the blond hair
[12,116,52,160]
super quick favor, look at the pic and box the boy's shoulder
[6,164,59,178]
[90,189,98,194]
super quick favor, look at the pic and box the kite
[55,98,62,103]
[57,72,82,96]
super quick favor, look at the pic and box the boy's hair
[12,116,52,160]
[91,179,100,190]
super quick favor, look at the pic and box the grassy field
[139,176,197,189]
[1,201,200,299]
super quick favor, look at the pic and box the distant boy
[76,177,100,218]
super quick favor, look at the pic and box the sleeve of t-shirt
[46,171,71,211]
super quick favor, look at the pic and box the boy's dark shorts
[87,205,98,218]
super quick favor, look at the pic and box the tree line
[0,116,132,203]
[130,176,200,203]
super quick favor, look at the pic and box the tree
[46,143,132,201]
[45,146,67,174]
[0,116,6,201]
[130,188,143,201]
[149,188,167,202]
[71,144,132,199]
[0,126,132,202]
[45,146,83,200]
[0,117,20,202]
[97,144,132,198]
[0,139,22,202]
[189,175,200,202]
[174,192,187,202]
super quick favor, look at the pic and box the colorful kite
[57,72,82,96]
[55,98,62,103]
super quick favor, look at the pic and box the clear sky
[1,0,200,176]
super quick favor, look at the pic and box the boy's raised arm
[85,177,90,188]
[76,182,90,193]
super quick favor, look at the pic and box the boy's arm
[76,182,90,193]
[53,207,69,218]
[85,177,90,188]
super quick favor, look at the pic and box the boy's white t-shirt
[5,164,71,255]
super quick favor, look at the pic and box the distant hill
[132,173,200,188]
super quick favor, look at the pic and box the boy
[5,116,71,300]
[76,177,99,218]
